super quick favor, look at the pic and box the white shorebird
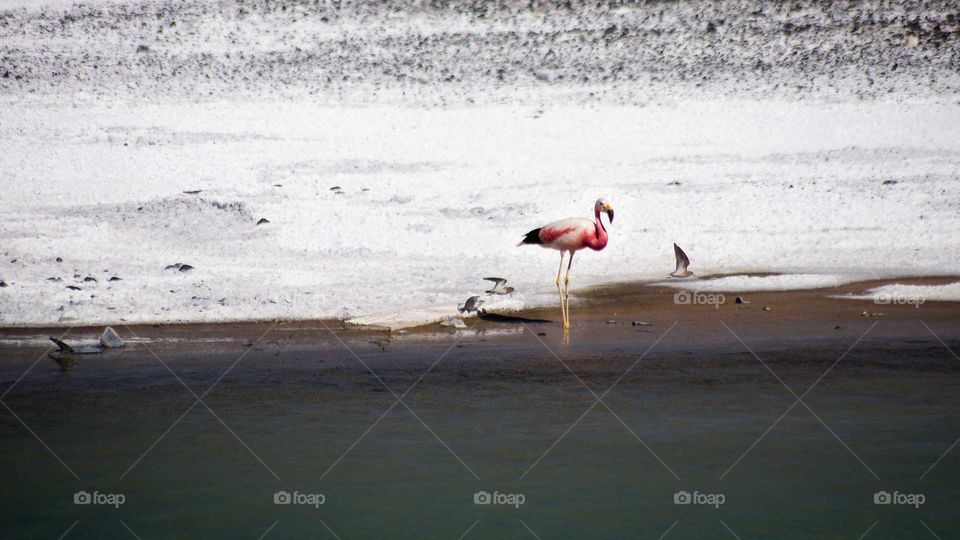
[670,243,694,278]
[483,277,515,295]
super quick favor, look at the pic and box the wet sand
[1,278,959,538]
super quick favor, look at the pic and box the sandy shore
[2,276,958,370]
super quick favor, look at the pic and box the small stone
[735,296,750,304]
[861,311,870,317]
[66,285,81,291]
[257,218,270,225]
[835,326,842,330]
[179,264,194,272]
[136,44,150,53]
[606,320,617,324]
[631,321,651,326]
[83,276,97,283]
[330,186,341,191]
[56,257,63,263]
[762,306,771,311]
[537,332,547,336]
[108,276,122,282]
[99,327,126,348]
[0,280,7,287]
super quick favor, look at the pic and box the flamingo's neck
[592,208,608,250]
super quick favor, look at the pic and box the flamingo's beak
[604,204,614,223]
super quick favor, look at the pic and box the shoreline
[2,275,957,345]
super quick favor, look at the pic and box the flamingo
[518,198,614,329]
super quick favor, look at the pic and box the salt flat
[1,0,959,326]
[1,98,958,326]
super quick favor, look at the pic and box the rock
[257,218,270,225]
[0,280,7,288]
[100,327,126,348]
[735,296,750,304]
[179,264,194,272]
[108,276,122,281]
[56,257,63,263]
[762,306,771,311]
[330,186,341,191]
[83,276,97,282]
[66,285,81,291]
[136,44,150,53]
[861,310,870,317]
[882,180,898,185]
[632,320,651,326]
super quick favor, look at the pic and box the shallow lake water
[1,330,959,539]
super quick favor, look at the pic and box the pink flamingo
[518,198,614,329]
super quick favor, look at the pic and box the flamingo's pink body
[537,216,609,253]
[519,198,614,330]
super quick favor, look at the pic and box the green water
[1,337,959,539]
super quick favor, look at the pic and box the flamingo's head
[595,198,614,223]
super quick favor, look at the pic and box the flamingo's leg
[564,252,574,329]
[556,251,567,327]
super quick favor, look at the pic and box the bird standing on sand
[518,198,614,330]
[670,243,694,278]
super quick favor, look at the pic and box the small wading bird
[518,198,614,330]
[458,295,485,314]
[483,277,515,295]
[670,243,694,278]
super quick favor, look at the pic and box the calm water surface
[1,328,959,539]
